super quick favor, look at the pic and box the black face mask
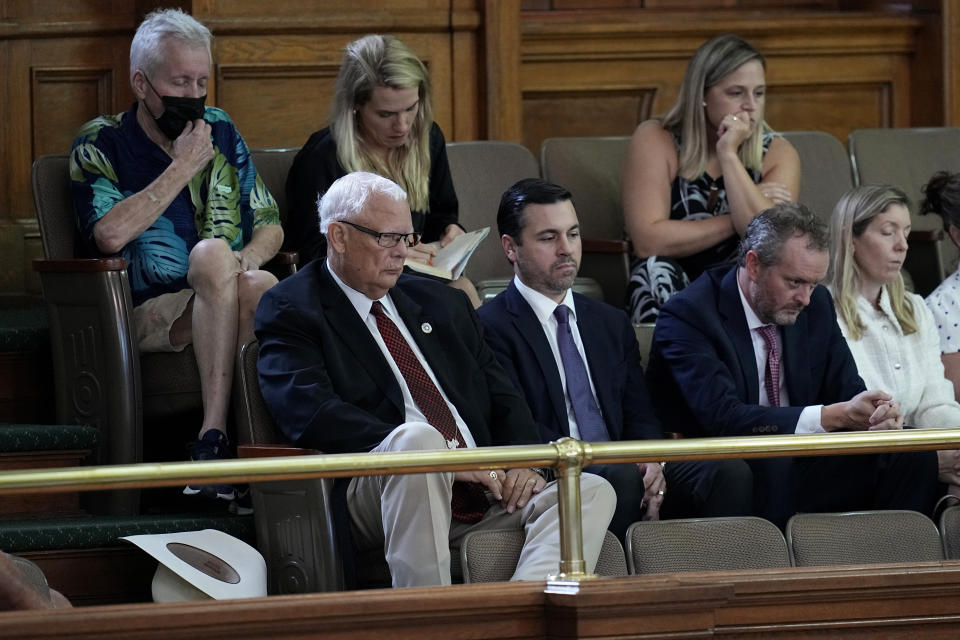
[142,74,206,140]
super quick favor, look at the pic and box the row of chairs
[28,127,960,515]
[234,338,960,590]
[519,129,960,303]
[628,508,959,574]
[462,508,960,582]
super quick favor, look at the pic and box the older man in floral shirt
[70,8,282,505]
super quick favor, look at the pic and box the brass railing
[1,428,959,583]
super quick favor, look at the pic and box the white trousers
[347,422,616,588]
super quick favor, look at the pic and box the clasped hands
[823,389,904,432]
[456,468,545,514]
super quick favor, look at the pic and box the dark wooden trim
[33,258,127,273]
[5,563,960,638]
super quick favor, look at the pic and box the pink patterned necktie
[370,301,488,522]
[757,325,781,407]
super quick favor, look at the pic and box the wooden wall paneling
[520,11,919,154]
[4,39,35,223]
[0,39,13,224]
[30,68,114,159]
[482,0,523,142]
[522,88,655,158]
[763,52,913,137]
[214,57,342,150]
[945,0,960,125]
[451,0,483,141]
[194,0,454,25]
[214,31,456,151]
[901,0,944,126]
[4,35,134,222]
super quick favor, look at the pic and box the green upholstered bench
[0,303,49,352]
[0,423,98,517]
[0,513,255,552]
[0,423,97,453]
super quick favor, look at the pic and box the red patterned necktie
[757,324,781,407]
[370,301,488,522]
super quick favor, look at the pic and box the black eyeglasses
[340,221,422,248]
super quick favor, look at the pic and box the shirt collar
[513,275,576,325]
[736,267,766,331]
[856,285,899,327]
[326,261,390,321]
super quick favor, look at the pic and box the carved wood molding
[29,67,113,159]
[0,17,136,40]
[199,9,481,35]
[521,10,920,60]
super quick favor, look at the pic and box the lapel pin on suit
[421,322,432,334]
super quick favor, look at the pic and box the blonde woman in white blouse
[828,184,960,500]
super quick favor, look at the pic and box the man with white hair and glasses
[70,8,282,506]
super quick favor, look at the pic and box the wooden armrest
[582,238,630,254]
[33,257,127,273]
[237,444,319,458]
[908,229,944,244]
[266,250,299,266]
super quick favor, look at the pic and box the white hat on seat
[122,528,267,602]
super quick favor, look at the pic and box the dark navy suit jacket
[255,262,540,586]
[255,261,539,454]
[645,264,865,522]
[477,280,662,444]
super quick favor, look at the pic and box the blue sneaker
[183,429,236,501]
[229,485,253,515]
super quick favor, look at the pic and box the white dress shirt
[840,288,960,428]
[513,276,602,440]
[327,265,477,447]
[736,273,824,433]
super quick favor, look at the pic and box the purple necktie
[757,324,781,407]
[554,305,609,441]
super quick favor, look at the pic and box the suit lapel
[718,268,761,403]
[782,297,812,404]
[317,263,405,414]
[505,283,569,435]
[390,282,456,398]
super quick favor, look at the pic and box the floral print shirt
[70,103,279,305]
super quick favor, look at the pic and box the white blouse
[837,288,960,429]
[926,266,960,354]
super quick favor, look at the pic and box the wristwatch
[530,467,552,481]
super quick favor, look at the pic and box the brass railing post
[547,437,594,582]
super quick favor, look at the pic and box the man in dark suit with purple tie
[479,178,752,540]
